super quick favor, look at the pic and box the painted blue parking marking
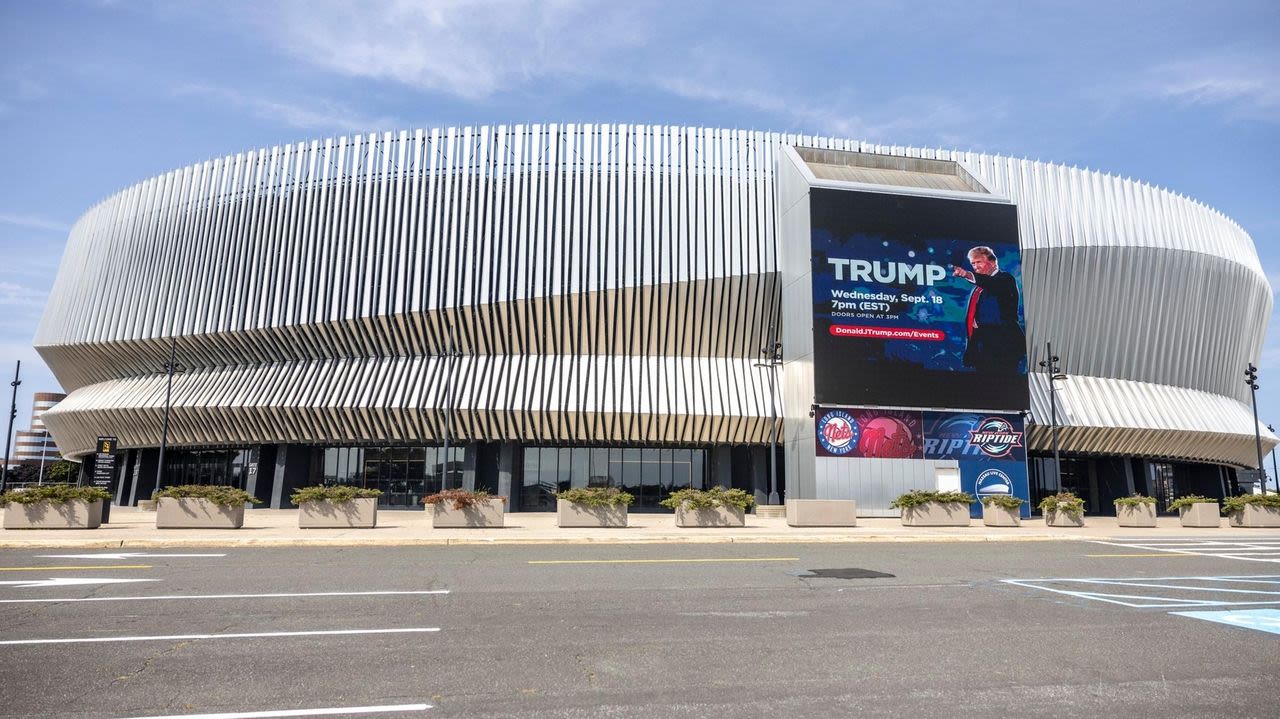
[1170,608,1280,635]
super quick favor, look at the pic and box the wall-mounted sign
[815,409,1030,517]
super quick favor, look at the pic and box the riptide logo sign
[817,411,859,456]
[967,417,1023,459]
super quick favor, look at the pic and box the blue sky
[1,0,1278,452]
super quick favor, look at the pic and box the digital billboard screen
[811,188,1028,410]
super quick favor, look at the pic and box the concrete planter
[1228,504,1280,528]
[137,499,157,511]
[156,497,245,529]
[675,504,746,527]
[981,504,1021,527]
[298,498,378,529]
[3,499,102,529]
[1044,509,1084,527]
[430,498,505,528]
[556,501,628,528]
[900,502,971,527]
[1178,503,1220,528]
[786,499,857,527]
[1115,503,1157,527]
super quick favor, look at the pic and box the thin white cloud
[259,0,649,100]
[658,72,1001,148]
[248,1,997,148]
[1145,50,1280,121]
[0,282,46,311]
[174,84,399,133]
[0,213,70,233]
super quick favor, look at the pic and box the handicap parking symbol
[1170,608,1280,636]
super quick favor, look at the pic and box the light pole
[37,436,47,485]
[1246,364,1264,494]
[1037,343,1067,492]
[440,326,462,491]
[0,361,20,492]
[155,338,182,493]
[1268,424,1278,496]
[753,336,782,506]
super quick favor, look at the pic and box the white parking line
[114,703,431,718]
[1003,575,1280,608]
[0,577,157,589]
[38,553,227,560]
[1092,539,1280,563]
[0,627,441,646]
[0,589,451,604]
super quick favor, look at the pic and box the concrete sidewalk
[1,506,1277,548]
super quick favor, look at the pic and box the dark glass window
[517,445,710,511]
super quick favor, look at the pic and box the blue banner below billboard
[817,408,1031,518]
[925,411,1029,518]
[959,460,1030,519]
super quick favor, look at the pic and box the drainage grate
[787,568,896,579]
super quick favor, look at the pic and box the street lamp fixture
[1246,364,1264,494]
[1037,343,1068,493]
[752,336,782,506]
[0,361,20,492]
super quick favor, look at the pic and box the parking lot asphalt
[1,541,1278,718]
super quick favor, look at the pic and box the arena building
[32,124,1276,515]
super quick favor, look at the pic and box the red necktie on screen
[966,287,982,338]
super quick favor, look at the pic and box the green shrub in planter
[1223,494,1280,528]
[661,487,754,527]
[1114,493,1157,527]
[291,485,383,504]
[1113,494,1155,507]
[0,484,111,506]
[154,485,259,506]
[2,483,112,529]
[154,485,258,529]
[1222,494,1280,514]
[1169,494,1220,528]
[555,486,633,528]
[554,486,634,507]
[1168,495,1214,512]
[891,490,975,527]
[979,495,1023,510]
[293,486,382,529]
[1037,492,1084,516]
[979,494,1023,527]
[659,487,755,511]
[889,490,976,509]
[1039,491,1085,527]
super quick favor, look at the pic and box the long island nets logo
[967,416,1023,459]
[817,410,859,455]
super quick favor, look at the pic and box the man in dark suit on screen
[952,246,1025,375]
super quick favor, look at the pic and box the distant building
[13,392,66,466]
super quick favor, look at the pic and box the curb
[0,533,1098,549]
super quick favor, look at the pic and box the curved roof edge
[1029,373,1278,466]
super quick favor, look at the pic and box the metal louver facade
[34,124,1274,472]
